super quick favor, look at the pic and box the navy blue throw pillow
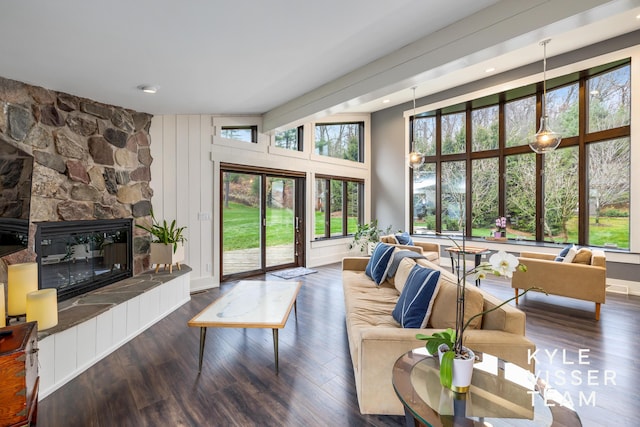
[392,265,441,328]
[555,244,574,262]
[395,232,414,246]
[365,243,395,285]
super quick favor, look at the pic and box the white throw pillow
[562,246,578,263]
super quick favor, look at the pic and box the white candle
[0,283,5,327]
[7,262,38,316]
[26,288,58,331]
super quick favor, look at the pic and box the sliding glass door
[221,166,304,278]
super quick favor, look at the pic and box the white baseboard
[607,278,640,296]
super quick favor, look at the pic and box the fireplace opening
[35,219,134,302]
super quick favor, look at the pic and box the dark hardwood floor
[39,263,640,427]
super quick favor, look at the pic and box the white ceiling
[0,0,639,128]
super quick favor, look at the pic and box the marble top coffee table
[188,280,301,374]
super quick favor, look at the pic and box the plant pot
[150,242,184,273]
[438,344,475,393]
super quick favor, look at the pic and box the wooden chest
[0,322,39,427]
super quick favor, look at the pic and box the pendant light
[529,39,561,154]
[408,87,425,168]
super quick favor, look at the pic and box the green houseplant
[349,220,392,253]
[416,238,544,392]
[136,210,187,273]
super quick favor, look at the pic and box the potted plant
[416,237,544,392]
[349,220,392,254]
[136,210,187,273]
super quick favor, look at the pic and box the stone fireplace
[0,75,154,286]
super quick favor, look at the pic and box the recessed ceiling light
[138,85,158,94]
[590,90,600,96]
[382,99,390,104]
[485,67,495,73]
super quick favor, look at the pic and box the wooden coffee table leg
[198,327,207,372]
[272,328,279,374]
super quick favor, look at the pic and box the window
[314,176,363,239]
[471,157,498,237]
[544,146,579,244]
[472,105,498,152]
[220,125,258,143]
[587,138,630,249]
[546,83,579,138]
[408,60,631,250]
[275,126,303,151]
[505,153,536,241]
[505,95,536,148]
[441,112,466,155]
[588,66,631,132]
[441,161,466,234]
[412,162,436,234]
[413,116,436,157]
[315,122,364,162]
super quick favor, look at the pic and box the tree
[588,138,630,224]
[544,147,579,241]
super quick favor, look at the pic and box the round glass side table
[392,347,582,427]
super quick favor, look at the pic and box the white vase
[438,344,475,393]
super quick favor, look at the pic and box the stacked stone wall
[0,76,153,280]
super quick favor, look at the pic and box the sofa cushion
[394,257,416,293]
[555,244,574,262]
[365,243,396,285]
[395,232,413,245]
[429,276,484,330]
[392,264,441,328]
[572,248,592,264]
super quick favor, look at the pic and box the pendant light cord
[411,87,417,152]
[541,39,550,118]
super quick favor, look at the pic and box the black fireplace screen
[35,219,133,301]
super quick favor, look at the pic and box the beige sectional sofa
[342,255,536,415]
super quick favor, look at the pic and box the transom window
[220,125,258,143]
[275,126,303,151]
[314,122,364,162]
[410,60,631,250]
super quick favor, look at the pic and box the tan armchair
[512,249,606,320]
[379,235,440,264]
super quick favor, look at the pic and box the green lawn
[224,202,629,250]
[417,216,629,249]
[222,202,295,250]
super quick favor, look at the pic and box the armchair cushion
[572,248,593,264]
[555,244,574,262]
[562,246,578,263]
[395,232,414,246]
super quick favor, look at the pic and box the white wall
[149,114,371,291]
